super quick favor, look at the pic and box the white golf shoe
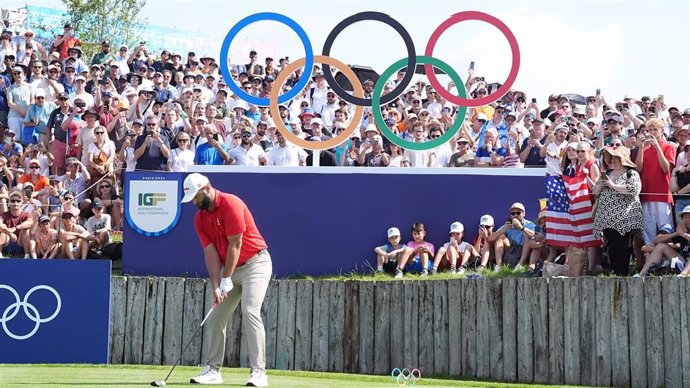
[246,368,269,387]
[190,365,223,385]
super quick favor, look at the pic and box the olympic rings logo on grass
[391,368,422,386]
[219,11,520,151]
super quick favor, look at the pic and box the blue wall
[123,168,545,277]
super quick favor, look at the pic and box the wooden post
[329,281,345,372]
[109,276,127,364]
[627,277,648,388]
[462,279,477,377]
[181,278,205,366]
[433,280,449,376]
[359,281,375,374]
[682,280,690,388]
[548,278,565,385]
[418,281,435,375]
[579,277,596,386]
[343,280,360,374]
[162,278,185,365]
[531,279,549,384]
[645,277,665,388]
[502,278,518,382]
[595,278,612,387]
[389,281,404,373]
[610,278,630,388]
[142,276,166,365]
[374,281,391,375]
[475,279,490,379]
[260,280,278,369]
[276,280,297,370]
[447,279,463,377]
[294,280,313,371]
[516,278,533,383]
[402,281,419,370]
[662,278,682,388]
[124,276,146,365]
[488,279,503,382]
[563,278,581,386]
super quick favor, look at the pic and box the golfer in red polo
[181,173,272,387]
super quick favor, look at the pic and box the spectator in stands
[60,157,90,213]
[636,118,676,246]
[85,199,111,253]
[228,129,266,166]
[29,214,60,259]
[32,64,64,103]
[266,130,307,166]
[404,124,435,167]
[0,191,33,258]
[7,65,33,143]
[59,211,89,259]
[542,124,568,176]
[474,128,504,167]
[374,227,406,274]
[52,23,81,61]
[1,130,22,158]
[194,124,230,165]
[23,89,56,146]
[432,221,478,275]
[21,143,53,176]
[519,117,547,166]
[92,178,121,230]
[86,125,115,182]
[488,203,536,270]
[167,131,194,171]
[358,135,389,167]
[133,116,170,171]
[18,158,49,192]
[593,146,643,275]
[503,128,522,168]
[671,142,690,214]
[394,223,435,278]
[449,135,474,167]
[635,217,687,277]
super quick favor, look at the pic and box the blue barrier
[123,167,546,277]
[0,259,111,363]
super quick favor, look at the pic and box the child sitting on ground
[374,227,407,274]
[394,223,435,278]
[432,221,479,275]
[636,222,685,277]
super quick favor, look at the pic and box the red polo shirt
[194,191,267,267]
[640,142,676,204]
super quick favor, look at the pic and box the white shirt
[267,143,307,166]
[310,85,329,115]
[124,147,137,172]
[433,144,453,168]
[23,154,52,176]
[404,149,431,168]
[229,144,266,166]
[86,140,116,167]
[545,140,567,176]
[167,148,195,172]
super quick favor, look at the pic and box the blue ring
[219,12,314,106]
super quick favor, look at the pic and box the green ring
[373,55,467,151]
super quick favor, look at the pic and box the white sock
[377,266,383,272]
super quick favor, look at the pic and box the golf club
[151,303,217,387]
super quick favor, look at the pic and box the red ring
[424,11,520,108]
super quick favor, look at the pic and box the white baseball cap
[479,215,494,227]
[449,222,464,234]
[387,227,400,238]
[181,173,209,203]
[510,202,526,212]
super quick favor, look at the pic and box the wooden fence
[109,276,690,388]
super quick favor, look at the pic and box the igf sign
[126,173,182,237]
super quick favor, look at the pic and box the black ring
[321,12,416,107]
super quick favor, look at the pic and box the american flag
[545,175,601,248]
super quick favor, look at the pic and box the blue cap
[384,118,396,125]
[659,224,674,234]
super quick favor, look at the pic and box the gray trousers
[204,250,272,371]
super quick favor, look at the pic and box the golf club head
[151,380,166,387]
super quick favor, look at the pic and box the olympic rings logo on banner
[391,368,422,386]
[0,284,62,340]
[219,11,520,151]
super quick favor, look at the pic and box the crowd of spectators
[1,23,689,275]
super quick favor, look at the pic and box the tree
[59,0,147,58]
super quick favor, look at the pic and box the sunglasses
[146,123,157,126]
[33,66,42,69]
[576,150,587,154]
[241,134,252,138]
[510,211,522,216]
[178,139,189,143]
[100,185,111,189]
[95,131,105,135]
[430,135,441,139]
[30,166,40,169]
[9,199,22,203]
[610,143,622,147]
[36,96,45,100]
[458,141,469,145]
[63,197,74,201]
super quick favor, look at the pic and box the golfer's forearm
[222,243,241,278]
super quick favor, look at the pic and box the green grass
[0,365,587,387]
[290,264,531,282]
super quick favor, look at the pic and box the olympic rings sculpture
[391,368,422,386]
[0,284,62,340]
[219,11,520,151]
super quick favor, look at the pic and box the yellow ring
[269,55,364,151]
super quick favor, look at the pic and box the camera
[476,77,485,82]
[532,98,537,103]
[75,101,86,108]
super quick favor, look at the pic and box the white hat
[387,227,400,238]
[181,173,210,203]
[681,205,690,217]
[365,123,378,133]
[75,75,86,82]
[234,100,249,111]
[310,118,323,127]
[449,222,464,234]
[480,214,494,226]
[476,113,488,121]
[34,89,46,98]
[195,116,208,123]
[510,202,526,212]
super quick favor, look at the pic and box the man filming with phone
[133,116,170,171]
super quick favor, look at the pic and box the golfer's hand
[219,276,233,295]
[213,287,224,304]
